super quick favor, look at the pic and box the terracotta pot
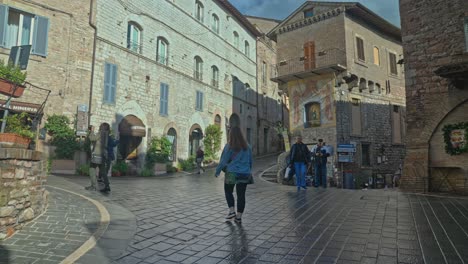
[0,79,26,98]
[0,133,31,149]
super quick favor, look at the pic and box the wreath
[442,122,468,155]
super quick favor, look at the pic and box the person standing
[196,146,205,174]
[289,135,311,191]
[215,127,253,224]
[312,139,330,188]
[99,123,116,193]
[86,123,108,191]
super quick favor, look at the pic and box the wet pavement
[1,155,468,263]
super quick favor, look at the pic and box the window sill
[0,48,45,61]
[102,102,116,106]
[354,60,367,68]
[159,113,168,117]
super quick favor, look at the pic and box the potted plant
[0,60,27,98]
[44,114,80,174]
[145,136,171,175]
[0,112,35,149]
[112,160,128,176]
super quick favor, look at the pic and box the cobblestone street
[1,156,468,264]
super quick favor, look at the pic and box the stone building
[90,0,261,167]
[246,15,290,155]
[268,1,406,187]
[0,0,95,150]
[399,0,468,194]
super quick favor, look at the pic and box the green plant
[76,164,90,176]
[203,124,222,160]
[0,112,35,139]
[443,122,468,155]
[145,136,172,168]
[0,60,27,85]
[166,164,177,173]
[112,160,128,175]
[177,156,195,171]
[45,114,79,160]
[140,167,153,177]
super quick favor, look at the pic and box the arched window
[195,1,204,22]
[233,31,239,48]
[194,56,203,80]
[244,41,250,57]
[211,65,219,87]
[214,115,221,126]
[156,37,169,65]
[127,22,142,53]
[212,14,219,34]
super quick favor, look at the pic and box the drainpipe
[88,0,97,126]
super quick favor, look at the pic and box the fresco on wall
[289,78,335,129]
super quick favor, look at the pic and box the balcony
[271,49,347,83]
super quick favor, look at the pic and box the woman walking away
[289,135,311,191]
[196,146,205,174]
[215,126,253,224]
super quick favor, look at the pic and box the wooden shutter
[0,5,8,48]
[356,37,365,61]
[303,41,315,70]
[32,15,49,56]
[389,53,397,74]
[199,91,203,111]
[104,63,117,103]
[110,64,117,103]
[160,83,168,115]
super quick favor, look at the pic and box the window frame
[156,37,169,65]
[244,41,250,57]
[195,0,204,22]
[103,62,118,104]
[355,36,365,62]
[388,52,398,75]
[233,31,239,48]
[159,82,169,116]
[195,90,204,111]
[211,65,219,87]
[373,46,380,66]
[304,8,314,18]
[212,14,219,34]
[127,22,142,54]
[194,56,203,80]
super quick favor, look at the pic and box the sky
[230,0,401,27]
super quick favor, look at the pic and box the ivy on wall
[442,122,468,155]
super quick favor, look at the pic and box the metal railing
[272,49,346,79]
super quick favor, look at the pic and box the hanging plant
[442,122,468,155]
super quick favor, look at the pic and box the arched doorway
[167,128,177,162]
[118,115,146,161]
[189,124,203,156]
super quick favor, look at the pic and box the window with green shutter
[104,63,117,104]
[160,83,169,116]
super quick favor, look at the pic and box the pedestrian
[311,139,330,188]
[196,146,205,174]
[215,126,253,224]
[99,123,118,193]
[85,123,108,192]
[289,135,311,191]
[393,162,402,188]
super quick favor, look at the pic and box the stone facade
[399,0,468,194]
[0,0,95,152]
[0,148,48,239]
[90,0,261,165]
[269,2,406,187]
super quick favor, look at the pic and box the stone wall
[0,149,48,240]
[399,0,468,193]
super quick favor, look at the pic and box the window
[240,103,243,114]
[156,38,168,65]
[0,5,49,56]
[211,65,219,87]
[212,14,219,34]
[351,98,362,135]
[214,115,221,126]
[392,105,402,144]
[159,83,169,116]
[195,1,204,22]
[194,56,203,80]
[195,91,203,111]
[244,41,250,57]
[465,17,468,52]
[304,102,320,127]
[373,47,380,65]
[389,52,398,75]
[262,62,267,84]
[304,8,314,18]
[103,63,117,104]
[303,41,316,70]
[361,143,371,166]
[233,31,239,48]
[127,22,141,53]
[356,37,365,61]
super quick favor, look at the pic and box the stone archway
[189,124,203,157]
[118,115,146,161]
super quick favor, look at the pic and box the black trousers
[224,183,248,213]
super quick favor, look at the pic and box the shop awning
[0,100,41,114]
[119,115,146,137]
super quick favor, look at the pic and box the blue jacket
[215,144,252,176]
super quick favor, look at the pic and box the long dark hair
[228,126,248,151]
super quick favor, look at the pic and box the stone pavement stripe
[45,186,111,264]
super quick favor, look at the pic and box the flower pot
[153,162,167,175]
[0,79,26,98]
[0,133,31,149]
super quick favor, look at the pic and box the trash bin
[343,172,354,189]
